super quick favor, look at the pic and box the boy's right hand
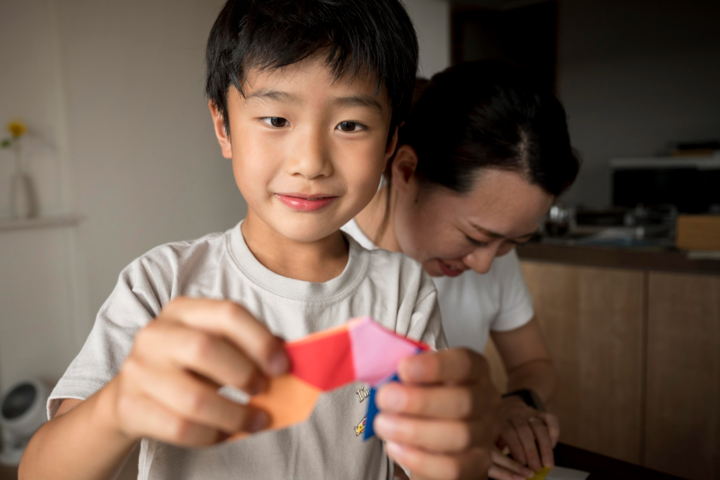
[103,297,288,446]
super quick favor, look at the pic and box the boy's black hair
[206,0,419,136]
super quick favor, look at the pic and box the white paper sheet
[546,466,591,480]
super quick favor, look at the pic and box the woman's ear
[391,144,419,194]
[208,100,233,159]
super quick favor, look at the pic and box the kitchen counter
[516,242,720,275]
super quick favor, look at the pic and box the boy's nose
[286,128,333,179]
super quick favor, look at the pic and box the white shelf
[0,214,84,232]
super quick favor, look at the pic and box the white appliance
[0,378,50,465]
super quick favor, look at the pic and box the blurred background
[0,0,718,479]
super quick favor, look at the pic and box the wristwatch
[502,388,546,412]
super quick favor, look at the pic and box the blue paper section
[363,347,423,441]
[363,373,399,441]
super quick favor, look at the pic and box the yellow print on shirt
[355,416,367,436]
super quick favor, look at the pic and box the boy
[20,1,498,479]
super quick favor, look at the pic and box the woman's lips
[437,259,464,277]
[275,194,337,212]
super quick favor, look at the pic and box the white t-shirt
[342,219,534,352]
[49,222,446,480]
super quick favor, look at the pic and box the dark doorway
[452,1,558,91]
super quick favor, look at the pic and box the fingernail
[377,385,406,411]
[247,410,269,433]
[268,351,289,376]
[522,468,534,476]
[373,415,397,438]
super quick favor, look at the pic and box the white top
[49,222,446,480]
[342,219,534,352]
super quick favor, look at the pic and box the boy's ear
[391,144,418,195]
[381,127,399,172]
[208,100,232,159]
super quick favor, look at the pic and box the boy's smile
[210,55,397,281]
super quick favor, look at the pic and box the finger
[541,413,560,448]
[375,382,490,420]
[134,322,265,393]
[491,447,534,478]
[124,359,267,435]
[528,418,554,468]
[374,413,492,453]
[385,441,489,480]
[117,393,220,447]
[511,418,542,472]
[398,348,489,385]
[161,297,288,376]
[500,426,527,467]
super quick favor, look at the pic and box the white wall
[556,0,720,208]
[0,0,244,389]
[405,0,451,77]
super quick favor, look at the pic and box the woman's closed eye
[336,121,366,132]
[261,117,290,128]
[466,235,489,247]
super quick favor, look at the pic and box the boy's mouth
[275,193,338,212]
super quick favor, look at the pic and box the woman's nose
[463,247,497,274]
[287,128,333,179]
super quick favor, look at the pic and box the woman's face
[393,166,554,277]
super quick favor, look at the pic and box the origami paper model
[230,317,428,441]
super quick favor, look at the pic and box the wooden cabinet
[645,272,720,479]
[522,262,645,464]
[486,262,720,479]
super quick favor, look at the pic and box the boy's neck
[241,213,349,283]
[354,185,402,253]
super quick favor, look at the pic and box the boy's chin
[267,217,347,244]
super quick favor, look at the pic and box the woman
[344,60,579,480]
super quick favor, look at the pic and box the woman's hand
[488,446,534,480]
[496,395,559,473]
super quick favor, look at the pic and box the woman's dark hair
[205,0,418,136]
[397,60,580,197]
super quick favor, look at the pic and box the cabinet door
[518,262,645,463]
[646,272,720,480]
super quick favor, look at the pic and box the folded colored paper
[230,317,427,440]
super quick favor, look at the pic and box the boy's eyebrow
[245,89,383,114]
[332,94,384,113]
[245,89,302,104]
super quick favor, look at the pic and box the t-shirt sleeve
[406,270,448,351]
[490,250,535,333]
[47,254,170,420]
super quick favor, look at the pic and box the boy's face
[211,56,396,244]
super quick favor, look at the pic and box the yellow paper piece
[528,467,553,480]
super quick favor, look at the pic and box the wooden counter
[484,243,720,480]
[517,242,720,275]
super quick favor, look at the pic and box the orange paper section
[229,374,320,441]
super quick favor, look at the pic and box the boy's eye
[337,121,365,132]
[262,117,289,128]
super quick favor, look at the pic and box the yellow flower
[7,119,27,138]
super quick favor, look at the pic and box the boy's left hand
[374,348,501,480]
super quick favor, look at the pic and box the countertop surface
[517,241,720,275]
